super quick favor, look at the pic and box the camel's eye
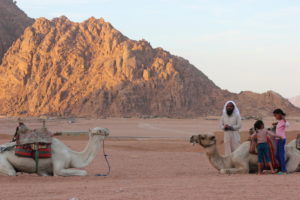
[210,136,215,140]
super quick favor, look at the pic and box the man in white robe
[220,101,242,156]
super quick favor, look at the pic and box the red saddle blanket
[249,138,278,169]
[15,144,51,158]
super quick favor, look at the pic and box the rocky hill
[0,17,230,117]
[0,0,34,62]
[234,91,300,117]
[289,96,300,108]
[0,15,299,117]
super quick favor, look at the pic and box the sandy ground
[1,116,300,137]
[0,117,300,200]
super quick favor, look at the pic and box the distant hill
[0,0,34,62]
[235,91,300,117]
[289,96,300,108]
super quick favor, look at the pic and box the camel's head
[190,133,216,148]
[90,127,110,137]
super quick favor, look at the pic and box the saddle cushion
[17,124,52,145]
[15,144,52,158]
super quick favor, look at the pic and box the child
[251,120,276,174]
[273,109,288,174]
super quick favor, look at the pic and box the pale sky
[16,0,300,98]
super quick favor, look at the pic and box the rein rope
[95,139,111,177]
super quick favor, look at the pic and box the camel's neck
[205,146,231,170]
[70,135,104,168]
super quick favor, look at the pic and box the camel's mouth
[92,132,109,136]
[200,140,216,148]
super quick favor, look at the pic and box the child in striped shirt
[251,120,276,174]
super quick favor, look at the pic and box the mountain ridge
[0,13,299,117]
[0,16,228,117]
[0,0,34,63]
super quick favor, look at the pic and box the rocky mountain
[289,96,300,108]
[0,17,230,117]
[0,14,299,117]
[0,0,34,62]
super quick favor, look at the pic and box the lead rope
[95,139,111,176]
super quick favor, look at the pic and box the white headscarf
[223,101,240,116]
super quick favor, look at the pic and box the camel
[0,127,109,176]
[190,133,300,174]
[285,140,300,172]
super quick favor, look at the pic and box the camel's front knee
[0,169,16,176]
[54,169,87,176]
[286,158,300,173]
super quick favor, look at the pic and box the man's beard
[226,109,234,116]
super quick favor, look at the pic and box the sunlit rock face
[0,5,299,117]
[0,0,34,62]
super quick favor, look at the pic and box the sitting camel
[190,133,300,174]
[285,140,300,172]
[0,127,109,176]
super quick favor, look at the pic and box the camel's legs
[53,161,87,176]
[220,167,249,174]
[220,161,249,174]
[38,172,52,176]
[286,156,300,173]
[54,168,87,176]
[0,156,16,176]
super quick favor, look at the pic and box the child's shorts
[257,143,270,163]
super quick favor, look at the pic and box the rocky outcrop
[0,0,34,62]
[0,16,299,117]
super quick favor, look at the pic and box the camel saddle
[16,123,52,145]
[14,123,52,159]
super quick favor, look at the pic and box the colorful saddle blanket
[15,144,51,158]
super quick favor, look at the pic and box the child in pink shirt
[273,109,288,174]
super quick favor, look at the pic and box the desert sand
[0,117,300,200]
